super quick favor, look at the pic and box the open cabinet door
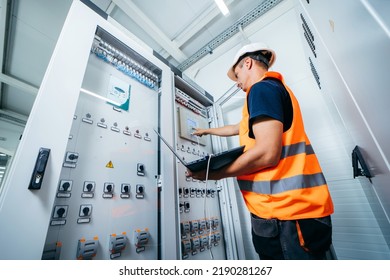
[0,0,173,260]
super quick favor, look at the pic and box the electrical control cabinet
[42,25,162,260]
[0,1,173,260]
[173,77,228,260]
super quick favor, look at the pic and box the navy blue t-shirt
[247,78,293,138]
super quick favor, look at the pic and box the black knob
[82,207,90,216]
[68,153,78,160]
[106,184,113,193]
[86,183,93,192]
[62,182,70,191]
[57,208,65,218]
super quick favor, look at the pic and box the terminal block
[198,219,206,233]
[214,232,221,244]
[109,233,127,258]
[199,235,210,250]
[134,229,150,253]
[190,237,200,254]
[181,239,191,258]
[212,217,219,229]
[76,237,98,260]
[189,220,199,236]
[180,221,190,238]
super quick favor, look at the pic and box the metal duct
[177,0,284,71]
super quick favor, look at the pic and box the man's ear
[245,57,253,70]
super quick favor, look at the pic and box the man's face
[234,57,249,91]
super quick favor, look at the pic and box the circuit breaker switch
[110,233,127,258]
[76,237,98,260]
[134,229,150,253]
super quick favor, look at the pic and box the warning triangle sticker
[106,161,114,168]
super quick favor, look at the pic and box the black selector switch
[68,153,78,161]
[62,182,70,192]
[120,184,131,199]
[105,184,113,193]
[103,183,114,198]
[136,184,145,199]
[57,207,65,218]
[137,163,145,176]
[84,183,94,192]
[83,207,89,216]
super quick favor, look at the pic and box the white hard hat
[227,42,276,81]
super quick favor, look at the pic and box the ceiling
[0,0,282,122]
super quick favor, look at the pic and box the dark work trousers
[251,214,332,260]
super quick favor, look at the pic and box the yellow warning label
[106,161,114,168]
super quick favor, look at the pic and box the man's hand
[191,128,209,137]
[186,169,207,181]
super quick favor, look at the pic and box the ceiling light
[214,0,230,16]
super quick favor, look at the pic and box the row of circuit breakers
[43,231,150,260]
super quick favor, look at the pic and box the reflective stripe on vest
[281,141,314,159]
[238,172,326,195]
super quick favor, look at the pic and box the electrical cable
[193,132,215,260]
[204,153,214,260]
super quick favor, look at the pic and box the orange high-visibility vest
[238,71,334,220]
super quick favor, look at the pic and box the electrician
[187,42,334,260]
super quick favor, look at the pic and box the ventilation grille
[177,0,284,71]
[300,13,316,58]
[300,13,321,89]
[309,57,321,89]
